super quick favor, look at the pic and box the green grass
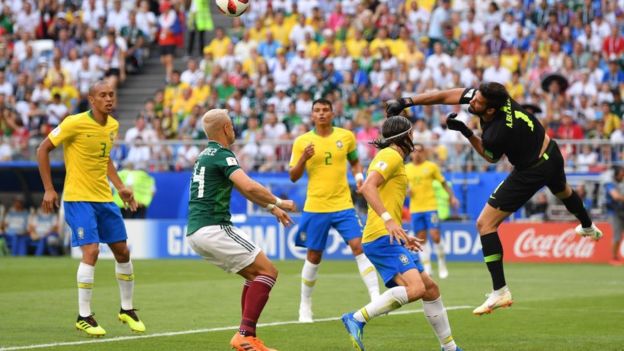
[1,258,623,350]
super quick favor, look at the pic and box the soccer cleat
[118,308,146,333]
[341,313,365,351]
[575,224,603,241]
[438,263,449,279]
[441,347,464,351]
[298,304,313,323]
[230,332,278,351]
[75,314,106,337]
[473,289,513,316]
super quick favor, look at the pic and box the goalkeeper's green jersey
[187,141,241,235]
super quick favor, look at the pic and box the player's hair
[479,82,509,110]
[371,116,413,155]
[312,98,333,111]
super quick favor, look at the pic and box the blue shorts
[295,208,363,251]
[411,210,440,233]
[363,235,424,288]
[64,202,128,247]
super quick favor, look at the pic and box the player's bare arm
[36,137,59,213]
[230,169,296,226]
[348,158,364,192]
[385,88,465,115]
[289,143,314,182]
[360,171,421,251]
[107,159,138,211]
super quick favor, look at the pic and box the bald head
[202,109,232,141]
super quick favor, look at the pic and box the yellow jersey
[289,128,358,213]
[48,111,118,202]
[405,160,445,213]
[362,147,407,243]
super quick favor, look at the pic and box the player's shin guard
[77,262,95,317]
[480,233,506,290]
[355,254,380,299]
[240,274,276,337]
[241,280,251,314]
[423,297,457,351]
[353,286,408,323]
[115,261,134,310]
[561,190,593,228]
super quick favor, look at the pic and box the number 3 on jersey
[192,166,205,198]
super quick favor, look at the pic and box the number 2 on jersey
[192,166,206,198]
[324,152,332,165]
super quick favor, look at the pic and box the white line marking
[0,305,472,350]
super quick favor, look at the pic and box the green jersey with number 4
[187,141,241,235]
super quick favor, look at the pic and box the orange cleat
[230,332,278,351]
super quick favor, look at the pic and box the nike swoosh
[489,195,496,199]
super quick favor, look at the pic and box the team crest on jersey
[300,232,307,241]
[399,254,409,265]
[336,140,343,149]
[77,227,85,240]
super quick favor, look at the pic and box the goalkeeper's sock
[115,261,134,310]
[561,190,593,228]
[300,260,319,305]
[423,296,457,351]
[240,280,251,314]
[480,232,506,290]
[239,275,276,337]
[353,286,408,323]
[355,253,380,299]
[77,262,95,317]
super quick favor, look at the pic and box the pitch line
[0,305,472,350]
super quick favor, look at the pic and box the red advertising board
[499,222,613,263]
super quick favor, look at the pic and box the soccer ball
[216,0,249,17]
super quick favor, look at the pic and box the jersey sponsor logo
[336,140,343,149]
[376,161,388,171]
[226,157,238,166]
[399,254,409,265]
[51,126,61,137]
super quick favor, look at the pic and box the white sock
[116,261,134,310]
[420,242,432,273]
[77,262,95,317]
[423,296,457,351]
[353,286,408,323]
[494,285,509,295]
[355,254,380,299]
[300,260,319,306]
[434,243,446,266]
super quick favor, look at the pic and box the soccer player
[289,98,379,323]
[186,109,296,351]
[37,81,146,337]
[406,143,459,279]
[386,82,603,315]
[341,116,462,351]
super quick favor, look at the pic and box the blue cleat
[341,312,366,351]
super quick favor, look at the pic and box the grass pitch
[1,258,623,350]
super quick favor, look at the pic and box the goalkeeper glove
[446,113,474,138]
[385,97,413,116]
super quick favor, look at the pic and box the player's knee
[307,250,323,264]
[406,284,426,302]
[476,216,495,234]
[424,281,440,300]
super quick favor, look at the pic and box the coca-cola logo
[513,228,596,259]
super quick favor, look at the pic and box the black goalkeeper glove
[385,98,413,116]
[446,113,474,139]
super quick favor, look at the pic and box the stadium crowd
[1,0,624,173]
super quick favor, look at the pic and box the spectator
[28,207,61,256]
[158,1,179,82]
[120,11,147,73]
[2,196,30,256]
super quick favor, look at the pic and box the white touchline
[0,306,472,351]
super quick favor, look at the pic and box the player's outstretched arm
[230,169,296,226]
[36,138,59,213]
[360,171,421,251]
[385,88,465,115]
[107,159,138,211]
